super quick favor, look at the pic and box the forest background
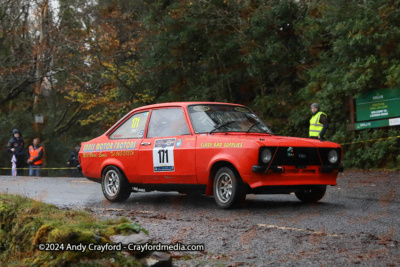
[1,0,400,170]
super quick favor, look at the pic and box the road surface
[0,171,399,266]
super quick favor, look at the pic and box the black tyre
[213,167,246,209]
[101,166,131,202]
[295,185,327,203]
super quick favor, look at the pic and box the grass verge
[0,193,145,266]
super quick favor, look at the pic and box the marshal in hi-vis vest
[309,111,327,137]
[29,146,44,165]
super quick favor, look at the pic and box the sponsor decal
[131,117,140,128]
[223,143,243,148]
[83,144,96,152]
[193,106,210,112]
[153,138,176,172]
[82,152,98,158]
[155,138,175,148]
[83,141,137,152]
[176,139,182,148]
[200,142,243,148]
[110,150,135,157]
[82,141,137,157]
[235,107,248,113]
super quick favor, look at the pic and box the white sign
[153,138,175,172]
[389,117,400,126]
[35,115,44,123]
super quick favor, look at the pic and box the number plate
[153,138,176,172]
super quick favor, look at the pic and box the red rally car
[79,102,343,209]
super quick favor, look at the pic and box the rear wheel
[101,166,131,202]
[295,185,326,203]
[213,167,246,209]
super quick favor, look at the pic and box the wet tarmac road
[0,171,399,266]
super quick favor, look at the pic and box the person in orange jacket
[27,138,44,176]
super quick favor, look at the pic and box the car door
[138,107,197,184]
[108,111,149,183]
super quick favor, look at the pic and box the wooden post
[33,0,49,134]
[347,95,356,132]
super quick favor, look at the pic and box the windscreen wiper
[209,120,236,134]
[246,122,260,133]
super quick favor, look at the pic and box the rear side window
[147,108,190,138]
[109,111,149,139]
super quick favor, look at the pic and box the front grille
[271,147,321,167]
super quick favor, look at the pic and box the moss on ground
[0,193,143,266]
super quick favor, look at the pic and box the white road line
[257,224,340,237]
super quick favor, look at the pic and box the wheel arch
[100,159,125,178]
[101,164,126,178]
[206,160,243,196]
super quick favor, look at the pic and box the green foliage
[1,0,400,169]
[115,222,149,235]
[0,193,142,266]
[342,129,400,170]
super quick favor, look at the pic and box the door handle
[141,142,151,146]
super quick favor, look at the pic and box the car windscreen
[187,105,272,134]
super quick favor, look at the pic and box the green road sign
[355,88,400,122]
[355,117,400,130]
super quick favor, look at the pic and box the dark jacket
[9,143,25,157]
[319,114,329,138]
[68,151,79,167]
[7,129,25,153]
[8,142,25,164]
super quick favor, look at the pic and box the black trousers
[15,161,25,176]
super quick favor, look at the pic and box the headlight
[328,150,338,164]
[261,149,272,164]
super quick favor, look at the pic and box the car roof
[130,101,246,113]
[104,102,248,136]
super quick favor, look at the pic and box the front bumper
[321,165,344,173]
[252,165,284,173]
[252,165,343,174]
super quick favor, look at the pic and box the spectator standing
[67,145,80,167]
[27,138,44,177]
[309,103,329,140]
[8,140,25,176]
[7,129,25,175]
[67,145,82,177]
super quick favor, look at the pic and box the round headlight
[261,149,272,164]
[328,150,338,164]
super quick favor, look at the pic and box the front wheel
[101,166,131,202]
[295,185,327,203]
[213,167,245,209]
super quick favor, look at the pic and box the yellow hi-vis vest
[309,111,327,137]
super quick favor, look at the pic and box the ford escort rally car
[79,102,343,209]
